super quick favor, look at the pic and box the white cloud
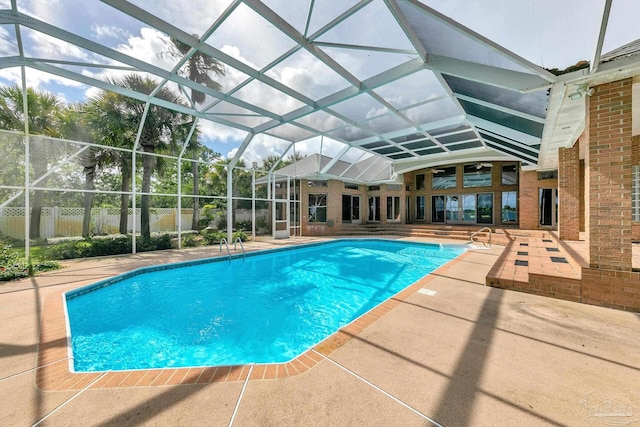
[92,24,131,41]
[233,134,294,166]
[0,26,18,56]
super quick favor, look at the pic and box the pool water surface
[65,239,465,372]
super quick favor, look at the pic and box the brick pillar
[587,78,633,271]
[558,143,580,240]
[518,170,538,229]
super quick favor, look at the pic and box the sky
[0,0,639,166]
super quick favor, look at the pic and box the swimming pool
[64,239,466,372]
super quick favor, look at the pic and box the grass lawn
[11,245,47,261]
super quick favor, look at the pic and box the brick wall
[519,171,558,230]
[634,135,640,241]
[587,78,633,270]
[558,143,580,240]
[582,268,640,311]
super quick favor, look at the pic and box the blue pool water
[65,239,465,372]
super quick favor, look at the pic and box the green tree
[58,103,99,237]
[161,37,226,229]
[0,85,63,238]
[111,75,188,240]
[84,90,137,234]
[85,76,189,239]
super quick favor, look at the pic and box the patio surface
[1,237,639,426]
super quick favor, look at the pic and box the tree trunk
[140,146,154,240]
[29,195,43,239]
[29,161,48,239]
[82,165,95,238]
[119,172,130,235]
[191,155,200,230]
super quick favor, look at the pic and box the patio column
[558,142,580,241]
[586,78,633,271]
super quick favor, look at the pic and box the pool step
[334,224,531,245]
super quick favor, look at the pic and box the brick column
[518,170,538,229]
[558,143,580,240]
[587,78,633,271]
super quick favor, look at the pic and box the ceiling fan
[427,168,445,174]
[474,162,493,169]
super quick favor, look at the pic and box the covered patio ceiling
[1,0,639,179]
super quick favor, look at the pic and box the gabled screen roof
[1,0,639,179]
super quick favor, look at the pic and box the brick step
[336,224,530,245]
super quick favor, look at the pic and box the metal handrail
[234,237,245,258]
[219,238,231,258]
[470,227,492,247]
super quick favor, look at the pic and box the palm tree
[160,36,225,105]
[110,75,187,240]
[57,103,96,237]
[161,37,226,230]
[84,90,137,234]
[85,76,188,239]
[0,85,63,239]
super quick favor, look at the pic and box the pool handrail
[219,238,231,258]
[234,237,246,258]
[470,227,492,247]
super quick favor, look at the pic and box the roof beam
[399,0,557,83]
[383,0,428,62]
[26,60,255,132]
[0,10,285,123]
[241,0,363,89]
[590,0,613,74]
[100,1,316,109]
[426,53,552,92]
[320,145,351,174]
[454,93,546,123]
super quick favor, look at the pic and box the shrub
[181,233,201,247]
[201,229,226,245]
[233,230,248,242]
[234,220,252,231]
[44,234,175,260]
[1,242,60,281]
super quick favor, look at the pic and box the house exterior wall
[633,134,640,241]
[558,142,580,240]
[580,77,640,312]
[518,171,559,230]
[586,78,634,270]
[300,180,405,236]
[405,161,519,226]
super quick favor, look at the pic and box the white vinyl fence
[0,207,268,239]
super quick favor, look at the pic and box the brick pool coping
[36,251,471,390]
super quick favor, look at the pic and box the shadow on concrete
[430,286,502,425]
[398,297,640,373]
[339,316,565,426]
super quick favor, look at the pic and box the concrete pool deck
[1,237,639,426]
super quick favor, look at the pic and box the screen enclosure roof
[2,0,640,182]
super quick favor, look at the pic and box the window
[342,194,360,222]
[431,196,445,222]
[307,180,327,187]
[633,166,640,221]
[539,188,558,226]
[386,196,400,220]
[502,191,518,223]
[415,174,425,190]
[344,183,359,190]
[416,196,425,220]
[501,164,518,185]
[308,194,327,222]
[386,184,402,191]
[538,170,558,180]
[432,167,457,189]
[463,164,492,188]
[368,185,380,191]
